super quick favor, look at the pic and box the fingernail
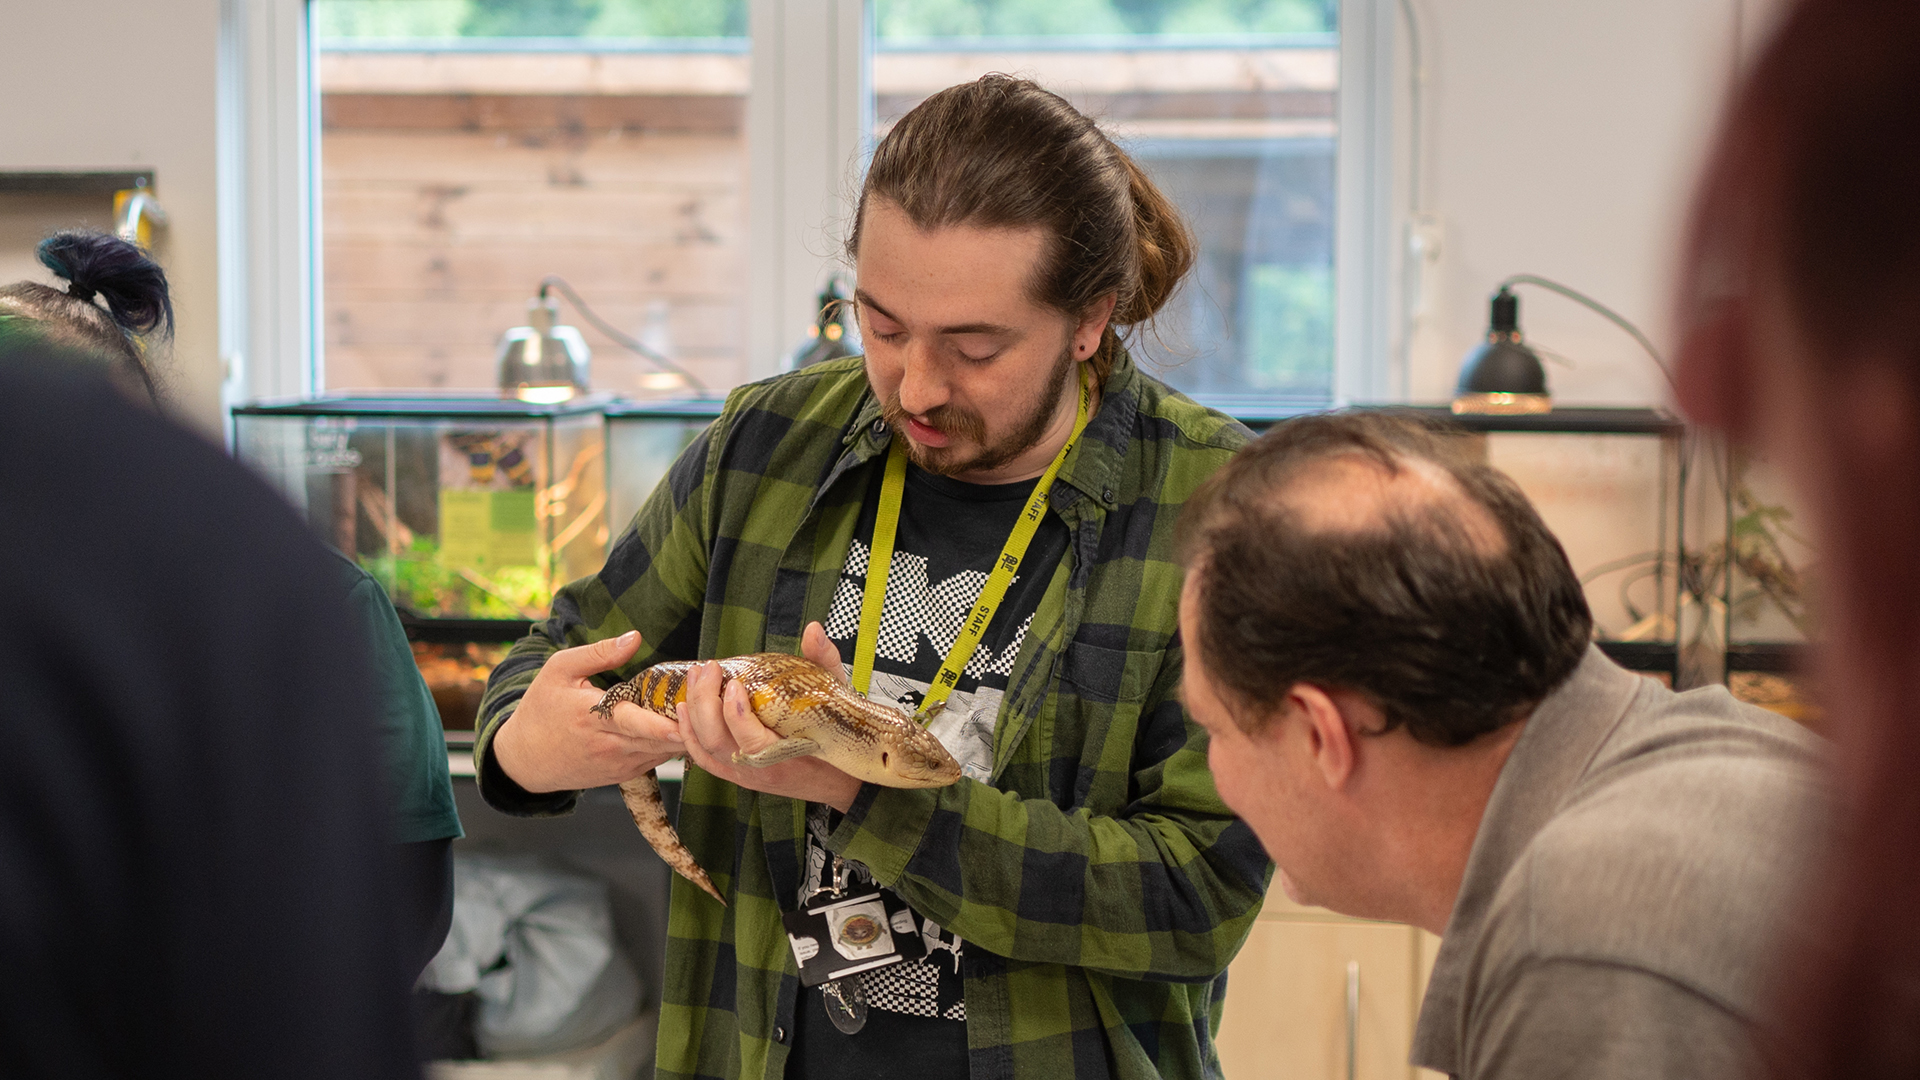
[619,631,638,644]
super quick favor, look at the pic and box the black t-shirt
[787,459,1069,1080]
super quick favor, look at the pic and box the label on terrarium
[439,489,538,571]
[303,427,362,471]
[488,488,539,566]
[439,490,492,571]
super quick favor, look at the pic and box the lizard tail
[618,769,726,907]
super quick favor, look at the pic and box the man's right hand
[490,630,684,793]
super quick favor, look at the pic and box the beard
[880,345,1077,478]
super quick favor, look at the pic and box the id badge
[781,889,927,988]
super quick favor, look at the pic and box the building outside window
[873,0,1338,404]
[309,0,1340,405]
[312,0,752,394]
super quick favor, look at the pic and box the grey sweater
[1414,647,1826,1079]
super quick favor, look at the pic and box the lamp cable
[1493,274,1729,631]
[1396,0,1426,217]
[1497,273,1677,395]
[539,275,706,391]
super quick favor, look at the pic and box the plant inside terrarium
[1691,484,1812,637]
[360,536,552,620]
[1578,471,1811,645]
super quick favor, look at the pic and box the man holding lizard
[476,75,1271,1080]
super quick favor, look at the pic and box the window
[292,0,1372,405]
[871,0,1340,403]
[311,0,750,394]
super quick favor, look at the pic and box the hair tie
[66,281,98,304]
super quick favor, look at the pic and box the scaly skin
[594,653,963,905]
[616,771,724,905]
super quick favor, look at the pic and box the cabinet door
[1217,919,1424,1080]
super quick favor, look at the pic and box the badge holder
[782,856,926,1034]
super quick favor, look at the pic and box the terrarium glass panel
[1484,432,1682,645]
[1301,407,1692,683]
[234,397,609,620]
[1718,452,1812,648]
[604,399,723,535]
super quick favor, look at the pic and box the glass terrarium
[603,398,725,534]
[1420,407,1689,684]
[233,396,610,623]
[1310,406,1695,685]
[1475,415,1690,681]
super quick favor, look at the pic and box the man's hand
[491,630,684,793]
[678,622,865,812]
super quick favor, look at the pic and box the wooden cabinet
[1218,893,1445,1080]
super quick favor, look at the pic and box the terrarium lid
[233,392,617,419]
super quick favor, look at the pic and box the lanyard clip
[807,853,853,908]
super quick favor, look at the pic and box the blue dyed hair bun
[37,229,174,340]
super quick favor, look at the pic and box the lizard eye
[881,751,890,768]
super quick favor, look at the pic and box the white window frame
[219,0,320,414]
[1335,0,1402,404]
[746,0,872,382]
[224,0,1397,405]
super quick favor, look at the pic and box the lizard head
[870,725,965,787]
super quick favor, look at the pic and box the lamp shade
[1453,287,1550,415]
[496,296,591,403]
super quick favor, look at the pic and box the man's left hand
[677,623,865,812]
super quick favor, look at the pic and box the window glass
[312,0,749,394]
[873,0,1338,403]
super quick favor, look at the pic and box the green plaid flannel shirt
[475,351,1272,1080]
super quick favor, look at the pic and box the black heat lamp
[1453,286,1551,415]
[790,277,860,371]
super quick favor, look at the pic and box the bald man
[1174,412,1826,1080]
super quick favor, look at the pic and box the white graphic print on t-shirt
[803,538,1039,1022]
[821,538,1033,783]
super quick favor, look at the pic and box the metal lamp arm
[114,189,168,246]
[1499,273,1676,395]
[539,275,707,391]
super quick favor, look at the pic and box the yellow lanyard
[850,365,1093,720]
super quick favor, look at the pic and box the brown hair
[1177,411,1592,746]
[1676,2,1920,1077]
[847,74,1195,383]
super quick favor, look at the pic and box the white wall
[1400,0,1765,407]
[0,1,226,435]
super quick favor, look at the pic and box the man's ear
[1286,683,1356,790]
[1072,294,1118,360]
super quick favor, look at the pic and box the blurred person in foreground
[1176,412,1826,1080]
[0,317,416,1069]
[1673,1,1920,1075]
[0,230,463,981]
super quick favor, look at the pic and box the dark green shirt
[332,550,463,845]
[476,352,1271,1080]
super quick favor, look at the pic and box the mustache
[879,396,986,445]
